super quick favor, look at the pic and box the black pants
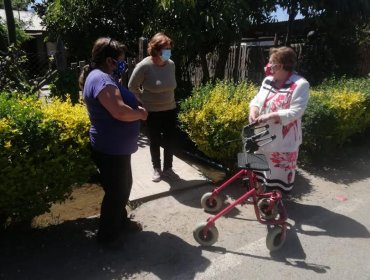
[92,149,132,240]
[146,109,177,170]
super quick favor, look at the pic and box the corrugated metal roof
[0,9,45,31]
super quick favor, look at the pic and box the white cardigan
[249,73,310,152]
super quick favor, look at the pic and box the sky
[272,6,304,21]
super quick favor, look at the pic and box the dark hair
[79,37,126,90]
[147,32,173,57]
[269,47,297,71]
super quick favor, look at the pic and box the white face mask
[160,49,171,61]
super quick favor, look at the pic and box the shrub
[179,80,258,169]
[301,91,337,153]
[316,76,370,97]
[49,68,80,104]
[0,94,95,229]
[0,45,34,93]
[302,77,370,153]
[179,78,370,167]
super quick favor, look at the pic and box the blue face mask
[160,49,171,62]
[113,59,127,77]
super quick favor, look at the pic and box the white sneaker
[152,168,161,182]
[162,168,180,181]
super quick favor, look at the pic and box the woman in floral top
[249,47,309,192]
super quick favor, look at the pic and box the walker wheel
[266,226,286,251]
[201,192,223,213]
[193,222,219,246]
[257,198,278,220]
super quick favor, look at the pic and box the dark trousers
[146,109,177,170]
[92,149,132,239]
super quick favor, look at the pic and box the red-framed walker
[193,123,288,251]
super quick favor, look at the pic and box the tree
[3,0,16,45]
[0,0,30,10]
[304,0,370,77]
[0,19,30,52]
[151,0,276,83]
[270,0,370,81]
[34,0,277,85]
[34,0,156,61]
[276,0,370,46]
[35,0,276,84]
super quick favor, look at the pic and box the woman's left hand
[256,112,280,124]
[256,114,270,123]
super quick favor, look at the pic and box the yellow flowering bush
[42,97,90,144]
[0,94,94,229]
[180,78,370,166]
[303,87,370,153]
[179,81,258,168]
[328,90,368,141]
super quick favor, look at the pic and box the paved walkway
[2,134,369,280]
[129,134,211,202]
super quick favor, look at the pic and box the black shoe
[96,231,124,249]
[122,219,143,233]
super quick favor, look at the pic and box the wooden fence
[358,44,370,76]
[137,37,311,86]
[70,39,369,89]
[180,42,308,86]
[180,44,266,86]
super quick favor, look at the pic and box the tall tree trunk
[200,51,210,84]
[4,0,17,45]
[285,0,298,46]
[213,41,230,81]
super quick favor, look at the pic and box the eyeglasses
[268,62,279,68]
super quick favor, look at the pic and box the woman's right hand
[248,106,259,124]
[137,106,148,120]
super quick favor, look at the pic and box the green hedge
[179,77,370,168]
[0,94,95,229]
[179,80,258,169]
[302,76,370,153]
[0,45,34,93]
[1,76,369,228]
[49,69,81,104]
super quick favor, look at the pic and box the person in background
[128,32,178,182]
[79,37,148,245]
[248,46,309,193]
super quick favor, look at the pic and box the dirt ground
[33,184,104,228]
[32,153,226,228]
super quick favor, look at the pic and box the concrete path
[1,136,369,280]
[129,142,370,280]
[129,134,211,202]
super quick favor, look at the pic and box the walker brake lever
[256,135,276,148]
[242,123,269,138]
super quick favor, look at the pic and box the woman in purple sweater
[79,37,148,246]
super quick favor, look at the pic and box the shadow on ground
[166,164,315,223]
[199,193,370,275]
[286,200,370,238]
[0,218,210,280]
[266,198,370,273]
[300,140,370,184]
